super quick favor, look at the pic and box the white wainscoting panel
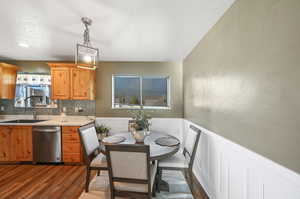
[95,117,300,199]
[184,119,300,199]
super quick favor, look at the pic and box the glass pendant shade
[75,17,99,70]
[76,44,99,70]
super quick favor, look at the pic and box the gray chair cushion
[158,149,188,168]
[90,153,107,168]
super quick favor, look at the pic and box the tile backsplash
[0,99,95,116]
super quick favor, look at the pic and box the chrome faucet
[32,110,38,120]
[24,96,42,120]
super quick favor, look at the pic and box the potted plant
[129,107,151,143]
[95,124,111,140]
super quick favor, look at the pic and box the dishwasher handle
[33,126,61,133]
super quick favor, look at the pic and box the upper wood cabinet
[48,63,96,100]
[51,66,71,99]
[0,62,20,99]
[0,66,2,96]
[71,68,95,100]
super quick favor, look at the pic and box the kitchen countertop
[0,115,95,126]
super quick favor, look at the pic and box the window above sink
[14,73,58,109]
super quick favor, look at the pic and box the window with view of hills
[112,75,170,109]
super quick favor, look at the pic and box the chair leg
[110,190,114,199]
[152,179,157,197]
[156,167,162,193]
[85,167,91,192]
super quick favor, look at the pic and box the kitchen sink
[0,119,47,123]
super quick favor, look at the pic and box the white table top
[102,131,181,161]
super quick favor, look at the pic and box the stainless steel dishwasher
[33,126,62,163]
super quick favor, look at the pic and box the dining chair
[156,125,202,192]
[106,144,157,199]
[78,122,108,192]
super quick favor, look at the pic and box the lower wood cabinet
[62,126,84,164]
[11,126,33,161]
[0,126,12,161]
[0,126,32,162]
[0,125,83,164]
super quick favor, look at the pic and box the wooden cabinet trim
[47,63,75,68]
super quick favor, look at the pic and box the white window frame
[112,75,171,110]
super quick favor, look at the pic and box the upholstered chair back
[183,125,202,168]
[106,144,150,180]
[78,123,100,160]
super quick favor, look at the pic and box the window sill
[111,106,171,110]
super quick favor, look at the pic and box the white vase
[132,130,147,143]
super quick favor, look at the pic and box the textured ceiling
[0,0,234,61]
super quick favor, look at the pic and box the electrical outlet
[78,107,84,112]
[62,107,67,113]
[75,106,83,113]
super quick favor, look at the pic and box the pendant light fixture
[76,17,99,70]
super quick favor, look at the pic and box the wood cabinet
[62,126,83,164]
[11,126,33,161]
[0,126,32,162]
[51,66,70,99]
[0,66,2,96]
[0,126,12,161]
[48,63,95,100]
[0,63,20,99]
[71,68,95,100]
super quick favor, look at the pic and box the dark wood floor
[0,165,86,199]
[0,165,208,199]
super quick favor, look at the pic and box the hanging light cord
[83,23,90,46]
[81,17,92,47]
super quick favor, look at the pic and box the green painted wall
[0,60,183,118]
[183,0,300,173]
[96,62,183,118]
[3,60,50,73]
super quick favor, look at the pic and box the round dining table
[101,131,181,161]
